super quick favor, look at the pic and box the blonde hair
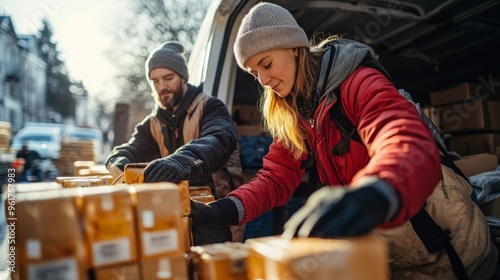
[259,35,338,160]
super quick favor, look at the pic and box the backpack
[306,43,498,279]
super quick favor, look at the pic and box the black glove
[143,157,190,183]
[282,177,399,239]
[190,197,240,229]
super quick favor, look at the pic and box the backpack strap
[411,207,470,280]
[330,88,362,155]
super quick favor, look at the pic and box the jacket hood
[316,39,378,102]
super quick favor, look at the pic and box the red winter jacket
[229,67,441,229]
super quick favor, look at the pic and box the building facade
[0,16,47,132]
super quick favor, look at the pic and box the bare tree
[107,0,210,128]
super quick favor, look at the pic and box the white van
[11,126,62,159]
[188,0,499,109]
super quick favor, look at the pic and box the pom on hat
[145,41,189,81]
[233,2,309,69]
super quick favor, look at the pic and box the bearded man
[105,41,244,245]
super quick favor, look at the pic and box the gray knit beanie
[233,2,309,69]
[145,41,189,81]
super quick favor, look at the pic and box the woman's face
[245,48,298,98]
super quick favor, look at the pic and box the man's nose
[157,80,168,90]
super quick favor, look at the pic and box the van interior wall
[234,68,262,106]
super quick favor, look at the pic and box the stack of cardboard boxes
[10,179,390,280]
[11,182,190,280]
[429,81,500,161]
[54,140,99,176]
[189,236,388,280]
[0,121,11,151]
[428,79,500,222]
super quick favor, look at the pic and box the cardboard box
[189,185,215,204]
[131,183,184,259]
[422,106,442,132]
[453,153,498,176]
[94,262,140,280]
[448,133,500,157]
[236,125,266,136]
[189,186,212,197]
[246,236,388,280]
[79,186,137,268]
[439,100,500,133]
[232,105,261,124]
[430,82,500,107]
[181,216,193,253]
[13,182,61,193]
[13,189,87,280]
[178,180,191,216]
[73,161,96,176]
[79,164,111,176]
[191,243,248,280]
[124,163,148,184]
[140,254,189,280]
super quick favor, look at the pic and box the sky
[1,0,127,102]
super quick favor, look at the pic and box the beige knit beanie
[233,2,310,70]
[145,41,189,81]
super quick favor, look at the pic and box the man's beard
[155,80,183,110]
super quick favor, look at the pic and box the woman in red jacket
[190,2,497,279]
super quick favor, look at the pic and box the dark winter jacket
[105,83,239,187]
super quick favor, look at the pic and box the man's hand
[143,157,190,183]
[282,177,398,239]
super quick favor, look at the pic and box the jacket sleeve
[104,115,161,171]
[342,67,441,228]
[166,97,239,182]
[229,141,306,223]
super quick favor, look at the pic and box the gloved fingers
[307,192,387,238]
[282,203,315,239]
[282,187,345,239]
[143,160,167,182]
[341,213,379,236]
[298,197,353,238]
